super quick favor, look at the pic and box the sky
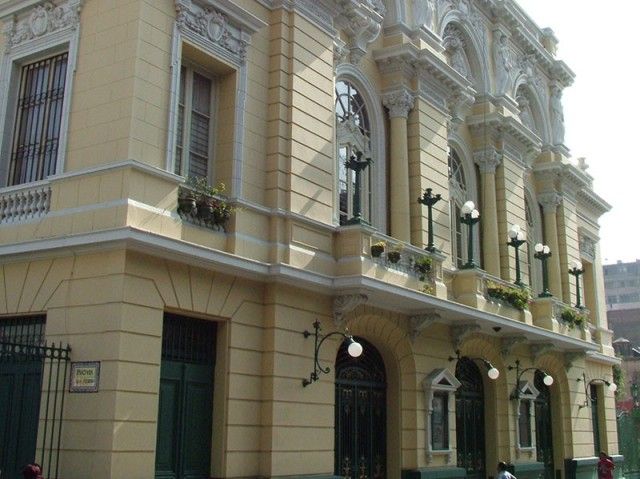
[515,0,639,265]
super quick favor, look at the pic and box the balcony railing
[0,183,51,224]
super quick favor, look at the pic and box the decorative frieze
[334,0,385,64]
[4,0,82,52]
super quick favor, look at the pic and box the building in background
[0,1,617,479]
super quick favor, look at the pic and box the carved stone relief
[334,0,385,64]
[4,0,81,51]
[443,23,473,82]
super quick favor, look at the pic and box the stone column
[539,192,563,298]
[383,88,415,243]
[474,149,501,277]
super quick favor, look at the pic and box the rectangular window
[175,65,215,179]
[518,400,532,447]
[9,53,68,185]
[591,384,601,454]
[431,392,449,450]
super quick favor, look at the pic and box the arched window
[335,80,372,226]
[448,146,467,268]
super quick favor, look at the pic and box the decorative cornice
[333,293,368,327]
[382,87,415,118]
[408,312,441,342]
[3,0,81,52]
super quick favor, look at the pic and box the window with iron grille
[162,313,216,364]
[9,53,68,186]
[0,315,46,346]
[174,64,216,180]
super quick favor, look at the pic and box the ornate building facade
[0,1,616,478]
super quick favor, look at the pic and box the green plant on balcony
[486,281,530,311]
[180,176,234,228]
[560,307,586,329]
[413,256,433,281]
[387,246,401,264]
[371,241,386,258]
[422,283,435,295]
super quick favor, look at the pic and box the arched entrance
[335,337,386,479]
[535,370,554,479]
[455,357,486,479]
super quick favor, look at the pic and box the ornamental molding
[334,0,385,64]
[576,188,611,219]
[408,312,441,342]
[256,0,335,35]
[564,351,585,369]
[537,191,561,214]
[333,293,368,327]
[3,0,81,52]
[175,0,266,65]
[382,87,415,118]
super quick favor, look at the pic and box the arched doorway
[535,370,554,479]
[335,337,386,479]
[455,357,486,479]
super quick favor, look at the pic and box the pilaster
[473,147,501,277]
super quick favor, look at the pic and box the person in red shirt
[598,451,615,479]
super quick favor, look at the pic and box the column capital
[473,147,502,174]
[382,88,415,118]
[538,191,561,213]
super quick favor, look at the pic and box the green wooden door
[0,359,43,479]
[155,360,213,479]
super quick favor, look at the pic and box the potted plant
[387,247,401,264]
[177,187,197,215]
[371,241,385,258]
[413,256,433,281]
[486,282,530,311]
[560,307,586,329]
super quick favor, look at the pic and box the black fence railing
[0,316,70,479]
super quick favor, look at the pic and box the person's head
[22,463,41,479]
[600,451,608,459]
[498,462,508,471]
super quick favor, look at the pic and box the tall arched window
[449,147,467,268]
[335,80,372,226]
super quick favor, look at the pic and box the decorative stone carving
[579,235,596,262]
[500,335,527,357]
[382,88,415,118]
[334,38,349,67]
[493,31,513,95]
[333,293,368,327]
[530,342,554,362]
[517,94,535,131]
[451,323,480,350]
[443,24,473,82]
[176,0,249,63]
[564,351,584,369]
[334,0,385,64]
[550,82,565,145]
[5,0,81,51]
[408,312,441,342]
[537,191,561,214]
[473,147,501,174]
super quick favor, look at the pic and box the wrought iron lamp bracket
[508,359,552,400]
[577,372,616,409]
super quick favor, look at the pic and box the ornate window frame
[334,63,387,230]
[512,379,538,455]
[0,0,82,187]
[422,368,461,462]
[167,0,265,194]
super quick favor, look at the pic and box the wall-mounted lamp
[508,359,553,399]
[448,349,499,380]
[507,224,526,287]
[418,187,442,252]
[577,372,617,408]
[302,320,363,387]
[534,243,552,297]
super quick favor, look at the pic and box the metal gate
[617,411,640,478]
[455,357,486,479]
[534,370,554,479]
[335,337,386,479]
[0,316,71,479]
